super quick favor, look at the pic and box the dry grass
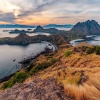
[14,45,100,99]
[64,71,100,100]
[64,84,89,100]
[64,83,100,100]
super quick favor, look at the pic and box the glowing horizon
[0,0,100,25]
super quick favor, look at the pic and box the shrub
[87,46,100,55]
[31,62,50,74]
[64,50,72,57]
[12,72,29,83]
[87,47,94,54]
[2,72,29,89]
[50,58,57,64]
[30,58,57,74]
[26,63,34,72]
[95,46,100,55]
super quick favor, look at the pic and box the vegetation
[30,62,50,74]
[26,62,34,72]
[1,43,100,100]
[50,58,57,64]
[2,72,29,89]
[64,50,72,57]
[30,58,57,74]
[63,72,81,85]
[87,45,100,54]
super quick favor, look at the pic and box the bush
[65,50,72,57]
[87,46,100,55]
[50,58,57,64]
[2,72,29,89]
[26,63,34,72]
[87,47,94,54]
[95,46,100,54]
[31,62,50,74]
[31,58,57,74]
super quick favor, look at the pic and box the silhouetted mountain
[34,25,64,34]
[0,24,36,28]
[71,20,100,35]
[44,24,73,28]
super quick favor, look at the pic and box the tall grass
[64,72,100,100]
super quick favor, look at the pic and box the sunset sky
[0,0,100,25]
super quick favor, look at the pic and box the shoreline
[0,43,57,83]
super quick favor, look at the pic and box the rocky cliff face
[0,78,73,100]
[72,20,100,35]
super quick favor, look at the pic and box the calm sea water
[0,28,50,38]
[0,27,71,38]
[0,42,56,79]
[70,35,100,46]
[0,28,59,79]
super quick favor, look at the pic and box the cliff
[71,20,100,35]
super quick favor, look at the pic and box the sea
[1,27,100,79]
[0,28,58,79]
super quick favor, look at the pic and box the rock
[71,20,100,35]
[0,78,73,100]
[34,26,63,34]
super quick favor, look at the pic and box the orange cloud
[0,21,10,24]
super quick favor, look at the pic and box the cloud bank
[0,0,100,25]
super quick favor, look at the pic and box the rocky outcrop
[0,78,73,100]
[34,26,64,34]
[71,20,100,35]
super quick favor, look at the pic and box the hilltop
[72,20,100,35]
[0,42,100,100]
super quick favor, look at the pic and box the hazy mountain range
[43,24,73,28]
[0,24,73,28]
[0,24,36,28]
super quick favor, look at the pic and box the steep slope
[71,20,100,35]
[0,43,100,100]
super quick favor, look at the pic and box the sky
[0,0,100,25]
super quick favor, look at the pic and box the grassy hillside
[0,43,100,100]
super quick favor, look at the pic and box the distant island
[0,20,100,45]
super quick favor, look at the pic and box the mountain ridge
[71,20,100,35]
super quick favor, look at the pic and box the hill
[33,25,64,34]
[0,33,68,45]
[0,43,100,100]
[71,20,100,35]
